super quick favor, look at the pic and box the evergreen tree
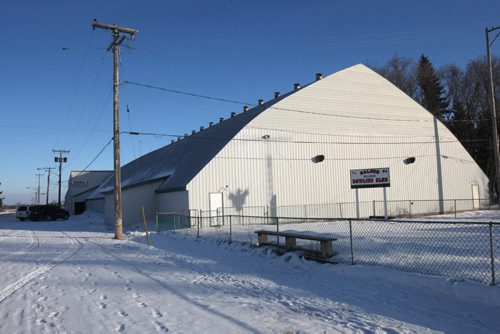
[416,55,449,119]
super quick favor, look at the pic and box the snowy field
[0,211,499,333]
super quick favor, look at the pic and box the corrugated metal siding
[103,181,162,227]
[85,198,105,214]
[104,193,114,226]
[187,64,488,212]
[122,181,162,227]
[157,191,189,214]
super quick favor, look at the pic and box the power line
[122,81,253,106]
[73,137,113,178]
[54,30,95,147]
[122,130,490,145]
[67,52,109,146]
[122,80,494,125]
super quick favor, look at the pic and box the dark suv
[28,205,70,221]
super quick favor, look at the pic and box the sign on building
[70,180,88,187]
[350,168,390,189]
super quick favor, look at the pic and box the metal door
[209,192,223,226]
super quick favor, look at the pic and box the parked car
[28,205,70,221]
[16,205,32,221]
[44,205,70,221]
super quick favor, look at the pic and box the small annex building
[65,170,112,215]
[87,64,489,226]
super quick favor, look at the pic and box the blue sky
[1,0,500,204]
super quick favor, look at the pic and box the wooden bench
[255,229,337,260]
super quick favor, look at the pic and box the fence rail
[219,198,491,219]
[156,212,499,285]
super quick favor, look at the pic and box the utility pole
[53,149,69,207]
[0,182,4,208]
[92,20,138,240]
[486,26,500,202]
[37,167,53,205]
[35,173,43,205]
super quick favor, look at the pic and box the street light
[486,25,500,202]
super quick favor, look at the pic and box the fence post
[490,223,496,285]
[372,200,376,217]
[266,205,269,225]
[276,216,280,252]
[454,199,457,218]
[409,201,412,216]
[339,203,343,218]
[155,212,158,232]
[198,210,201,238]
[349,219,354,265]
[229,215,232,243]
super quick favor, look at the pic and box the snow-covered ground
[0,211,499,333]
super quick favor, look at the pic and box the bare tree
[372,54,418,99]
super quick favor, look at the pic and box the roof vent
[219,117,224,123]
[192,130,196,135]
[243,106,249,112]
[184,133,188,138]
[258,99,264,105]
[316,73,323,81]
[171,139,175,144]
[312,154,325,163]
[294,83,301,90]
[200,126,204,131]
[231,112,236,117]
[209,121,214,127]
[403,157,416,165]
[274,91,280,99]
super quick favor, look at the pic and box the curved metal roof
[88,87,299,198]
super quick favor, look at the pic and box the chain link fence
[156,212,499,285]
[222,198,491,219]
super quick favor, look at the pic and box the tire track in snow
[0,235,83,304]
[0,230,40,262]
[0,230,24,241]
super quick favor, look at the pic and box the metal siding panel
[187,64,488,213]
[158,191,189,213]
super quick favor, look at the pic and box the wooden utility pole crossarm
[92,20,139,36]
[92,20,138,240]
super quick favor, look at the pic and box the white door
[471,184,480,209]
[209,192,223,226]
